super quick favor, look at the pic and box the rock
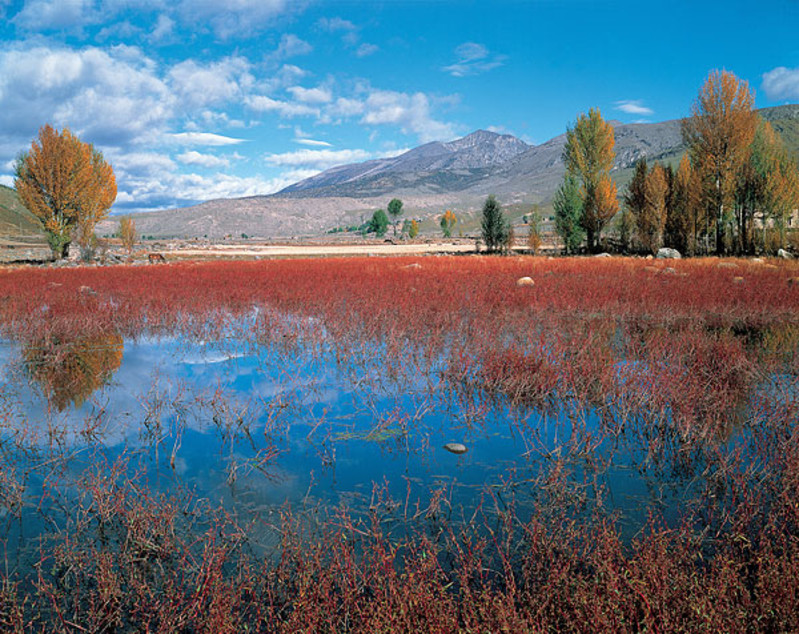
[645,255,653,260]
[593,252,612,258]
[752,258,764,264]
[656,248,681,259]
[778,248,793,260]
[443,442,467,455]
[718,262,738,269]
[732,276,745,284]
[403,263,422,270]
[516,276,535,286]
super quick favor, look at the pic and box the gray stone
[778,248,793,260]
[656,248,681,259]
[516,276,535,286]
[443,442,467,455]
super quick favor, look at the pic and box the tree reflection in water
[23,331,124,411]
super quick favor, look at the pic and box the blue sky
[1,0,798,213]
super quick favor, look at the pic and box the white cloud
[360,90,455,142]
[168,57,252,109]
[329,97,364,117]
[265,148,371,168]
[356,43,378,58]
[169,132,245,146]
[245,95,319,118]
[295,138,332,147]
[269,33,313,61]
[762,66,799,100]
[0,174,13,187]
[287,85,332,103]
[0,45,173,151]
[614,100,654,116]
[150,14,175,42]
[443,42,505,77]
[317,17,357,32]
[12,0,96,31]
[177,150,230,168]
[176,0,300,39]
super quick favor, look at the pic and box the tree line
[554,70,799,256]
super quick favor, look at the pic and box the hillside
[0,185,42,238]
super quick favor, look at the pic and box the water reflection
[23,331,124,411]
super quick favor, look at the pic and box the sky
[1,0,798,214]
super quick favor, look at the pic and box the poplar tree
[562,108,617,252]
[682,70,758,255]
[15,125,116,260]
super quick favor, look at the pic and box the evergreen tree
[480,195,508,253]
[553,174,584,254]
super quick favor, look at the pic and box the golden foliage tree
[119,216,137,258]
[440,209,457,238]
[639,163,669,254]
[667,155,705,255]
[14,125,116,259]
[562,108,617,252]
[681,70,758,254]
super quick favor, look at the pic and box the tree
[368,209,389,237]
[666,155,704,255]
[408,219,419,239]
[682,70,758,255]
[14,125,116,260]
[553,173,584,254]
[480,195,508,253]
[440,209,457,238]
[638,163,669,254]
[527,205,542,254]
[562,108,617,252]
[624,158,648,249]
[119,216,137,259]
[387,198,403,237]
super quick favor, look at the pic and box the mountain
[280,130,531,197]
[93,104,799,240]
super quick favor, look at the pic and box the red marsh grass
[0,255,797,631]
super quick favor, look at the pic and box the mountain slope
[99,105,799,240]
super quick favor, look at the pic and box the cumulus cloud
[265,148,371,168]
[287,85,332,103]
[443,42,505,77]
[169,132,245,146]
[177,150,230,168]
[269,34,313,61]
[168,57,252,109]
[0,44,173,152]
[245,95,319,118]
[360,90,455,142]
[614,100,654,116]
[762,66,799,100]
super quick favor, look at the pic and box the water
[1,316,766,561]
